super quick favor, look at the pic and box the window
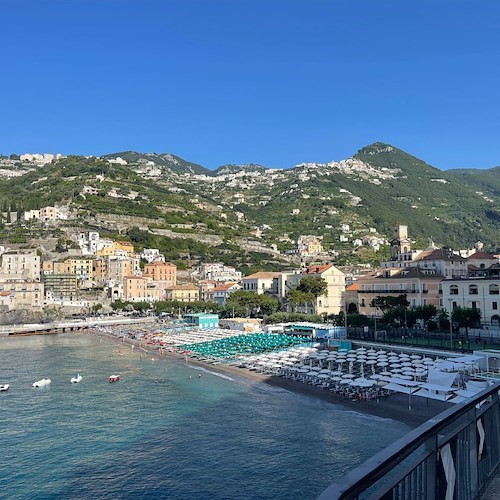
[450,285,459,295]
[469,285,478,295]
[471,301,478,309]
[489,284,499,295]
[493,302,498,310]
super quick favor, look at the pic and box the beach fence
[318,382,500,500]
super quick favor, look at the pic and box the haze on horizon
[1,1,499,171]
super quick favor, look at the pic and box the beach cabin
[284,322,346,341]
[183,313,219,330]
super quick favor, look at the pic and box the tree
[286,288,315,313]
[371,294,409,313]
[297,276,328,297]
[414,304,437,327]
[224,291,279,318]
[452,306,481,340]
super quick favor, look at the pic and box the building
[183,313,219,330]
[164,284,200,302]
[297,235,323,258]
[141,248,162,263]
[143,262,177,286]
[43,258,94,284]
[219,318,262,332]
[97,240,135,257]
[0,251,40,280]
[0,281,44,310]
[123,276,160,302]
[344,283,360,314]
[207,282,241,306]
[412,248,468,279]
[357,267,444,317]
[242,272,280,295]
[43,274,78,303]
[198,263,242,282]
[301,264,345,316]
[441,277,500,328]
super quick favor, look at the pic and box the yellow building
[164,284,200,302]
[123,276,160,302]
[0,281,44,310]
[43,258,94,281]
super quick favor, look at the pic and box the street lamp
[449,300,453,351]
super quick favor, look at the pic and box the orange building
[143,262,177,285]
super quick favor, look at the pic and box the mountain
[446,166,500,198]
[213,164,270,176]
[0,143,498,269]
[101,151,211,176]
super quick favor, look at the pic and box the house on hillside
[207,282,241,306]
[242,272,280,295]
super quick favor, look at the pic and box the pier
[0,316,154,337]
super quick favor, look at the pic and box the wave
[189,366,235,381]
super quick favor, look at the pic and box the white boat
[33,378,51,388]
[109,374,120,383]
[70,373,82,383]
[0,384,9,392]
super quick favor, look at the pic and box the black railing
[318,383,500,499]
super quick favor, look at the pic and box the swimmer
[198,373,202,378]
[189,375,192,379]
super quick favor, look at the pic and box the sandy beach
[94,326,452,429]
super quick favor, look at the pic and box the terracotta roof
[0,291,10,296]
[346,283,360,291]
[415,248,466,262]
[212,283,238,292]
[145,261,176,267]
[166,284,199,290]
[305,264,333,274]
[466,251,497,260]
[244,272,280,279]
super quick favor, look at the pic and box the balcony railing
[318,383,500,500]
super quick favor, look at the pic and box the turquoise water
[0,333,410,499]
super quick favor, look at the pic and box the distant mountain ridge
[213,163,270,176]
[101,151,211,176]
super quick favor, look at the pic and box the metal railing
[318,383,500,499]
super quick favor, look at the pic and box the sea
[0,333,410,500]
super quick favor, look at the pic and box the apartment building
[0,251,40,280]
[441,277,500,328]
[0,281,44,310]
[357,267,444,317]
[164,284,200,302]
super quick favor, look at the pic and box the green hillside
[0,143,498,268]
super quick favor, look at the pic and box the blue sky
[1,1,499,170]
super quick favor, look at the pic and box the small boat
[70,373,82,384]
[109,374,120,383]
[33,379,51,388]
[0,384,9,392]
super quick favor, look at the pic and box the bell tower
[390,225,411,260]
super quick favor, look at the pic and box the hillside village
[0,203,499,331]
[0,144,499,330]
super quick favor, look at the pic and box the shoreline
[92,327,451,429]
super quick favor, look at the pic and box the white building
[441,278,500,328]
[199,263,242,282]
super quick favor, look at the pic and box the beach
[93,323,452,428]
